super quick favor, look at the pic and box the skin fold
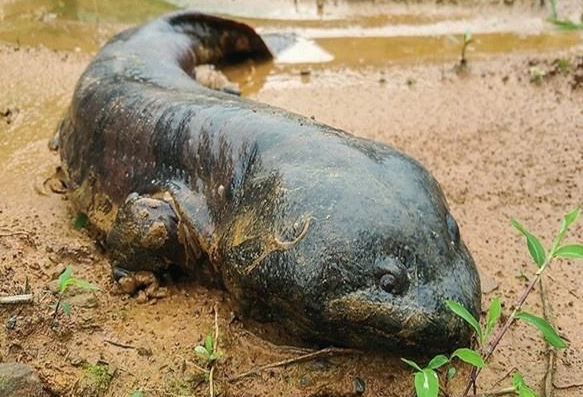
[57,11,481,354]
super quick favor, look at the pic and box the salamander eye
[377,257,409,295]
[446,213,460,245]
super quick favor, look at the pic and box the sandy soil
[1,6,583,397]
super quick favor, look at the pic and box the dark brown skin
[57,11,481,354]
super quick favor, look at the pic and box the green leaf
[451,348,485,368]
[512,372,525,388]
[68,278,99,291]
[427,354,449,370]
[512,372,539,397]
[129,391,144,397]
[553,244,583,259]
[204,334,214,354]
[414,368,439,397]
[194,345,210,359]
[464,30,472,42]
[401,358,423,372]
[514,311,567,348]
[484,297,502,341]
[73,213,88,231]
[552,207,581,252]
[511,219,546,268]
[209,351,223,361]
[445,300,482,341]
[58,266,73,293]
[447,366,456,380]
[61,301,71,316]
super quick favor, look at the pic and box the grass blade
[511,219,546,268]
[401,358,423,372]
[552,207,581,252]
[451,348,484,368]
[515,311,567,348]
[427,355,449,370]
[445,300,482,341]
[553,244,583,259]
[484,297,502,341]
[58,265,73,293]
[414,369,439,397]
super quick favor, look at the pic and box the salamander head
[218,133,480,354]
[301,148,482,354]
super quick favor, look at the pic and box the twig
[0,294,33,304]
[465,387,516,397]
[463,267,543,395]
[552,381,583,390]
[493,366,518,387]
[539,276,556,397]
[104,339,136,349]
[209,305,219,397]
[229,346,360,382]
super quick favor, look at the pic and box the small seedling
[194,332,223,365]
[402,206,581,397]
[128,390,144,397]
[529,66,547,85]
[192,309,222,397]
[448,30,473,71]
[52,265,98,321]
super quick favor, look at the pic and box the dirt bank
[1,5,583,396]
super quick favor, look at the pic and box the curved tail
[91,11,273,90]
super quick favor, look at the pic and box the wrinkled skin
[57,11,481,354]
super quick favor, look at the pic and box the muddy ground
[1,1,583,396]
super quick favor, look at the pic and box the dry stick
[465,387,516,397]
[104,339,136,350]
[230,347,360,382]
[539,276,556,397]
[0,294,34,304]
[552,381,583,390]
[463,269,543,396]
[209,306,219,397]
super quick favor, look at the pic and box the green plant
[402,206,581,397]
[83,363,113,392]
[128,390,144,397]
[547,0,583,30]
[448,30,473,71]
[52,265,98,321]
[195,333,223,364]
[529,66,547,85]
[191,308,222,397]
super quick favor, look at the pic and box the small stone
[149,286,168,300]
[46,280,59,293]
[51,263,66,280]
[480,271,499,295]
[135,271,156,287]
[137,346,152,357]
[118,276,138,295]
[135,290,148,304]
[354,377,366,394]
[68,293,98,308]
[0,362,50,397]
